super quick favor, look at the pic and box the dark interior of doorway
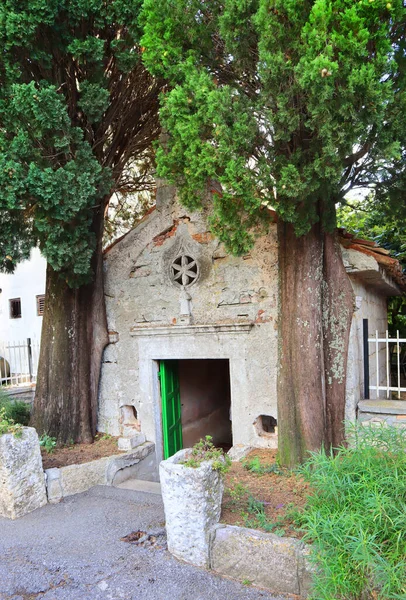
[178,359,232,451]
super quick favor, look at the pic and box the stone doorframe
[131,324,254,463]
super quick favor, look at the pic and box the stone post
[159,449,224,568]
[0,427,47,519]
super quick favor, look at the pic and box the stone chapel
[98,179,404,477]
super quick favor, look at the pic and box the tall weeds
[299,423,406,600]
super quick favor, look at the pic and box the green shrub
[298,423,406,600]
[0,394,31,426]
[39,434,57,454]
[182,435,231,473]
[0,407,23,437]
[242,456,284,476]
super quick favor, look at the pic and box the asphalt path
[0,485,290,600]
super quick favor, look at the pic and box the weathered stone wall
[0,427,47,519]
[345,276,389,422]
[357,399,406,428]
[99,189,396,453]
[99,185,279,456]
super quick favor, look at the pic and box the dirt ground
[41,433,123,469]
[221,449,311,538]
[42,439,310,540]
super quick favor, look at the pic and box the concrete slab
[0,485,288,600]
[115,479,162,495]
[358,399,406,415]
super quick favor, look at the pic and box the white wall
[0,248,46,344]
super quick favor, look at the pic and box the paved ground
[0,486,289,600]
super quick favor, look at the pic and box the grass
[0,392,31,426]
[242,456,284,476]
[297,423,406,600]
[226,479,298,536]
[0,407,23,437]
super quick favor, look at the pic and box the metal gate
[0,338,40,386]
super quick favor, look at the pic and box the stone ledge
[210,524,313,598]
[45,441,155,503]
[130,323,254,337]
[358,400,406,415]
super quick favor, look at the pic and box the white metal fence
[0,338,40,386]
[364,320,406,399]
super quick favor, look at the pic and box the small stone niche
[254,414,277,437]
[120,405,141,433]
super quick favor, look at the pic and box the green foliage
[0,0,159,286]
[96,432,112,441]
[0,397,31,426]
[142,0,405,253]
[228,482,249,506]
[103,160,155,246]
[338,197,406,268]
[182,435,231,473]
[241,495,275,533]
[0,407,23,437]
[39,433,57,453]
[298,423,406,599]
[240,493,289,535]
[242,456,284,476]
[337,197,406,336]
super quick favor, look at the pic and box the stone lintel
[130,323,254,337]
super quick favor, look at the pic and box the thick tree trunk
[277,220,354,467]
[32,209,108,445]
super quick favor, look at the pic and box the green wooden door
[159,360,183,459]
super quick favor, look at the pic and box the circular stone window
[170,254,199,287]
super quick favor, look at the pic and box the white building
[0,248,46,382]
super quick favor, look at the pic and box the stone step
[114,479,161,495]
[358,399,406,415]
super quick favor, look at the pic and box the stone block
[45,468,63,503]
[105,441,155,484]
[0,427,47,519]
[117,433,146,451]
[43,442,156,500]
[210,524,313,597]
[358,399,406,415]
[121,424,141,437]
[227,444,254,462]
[160,449,224,568]
[59,456,110,497]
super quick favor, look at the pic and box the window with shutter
[36,295,45,316]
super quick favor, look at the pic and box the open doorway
[159,359,232,458]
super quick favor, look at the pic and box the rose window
[170,254,199,287]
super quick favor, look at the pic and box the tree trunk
[277,220,354,467]
[32,209,109,445]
